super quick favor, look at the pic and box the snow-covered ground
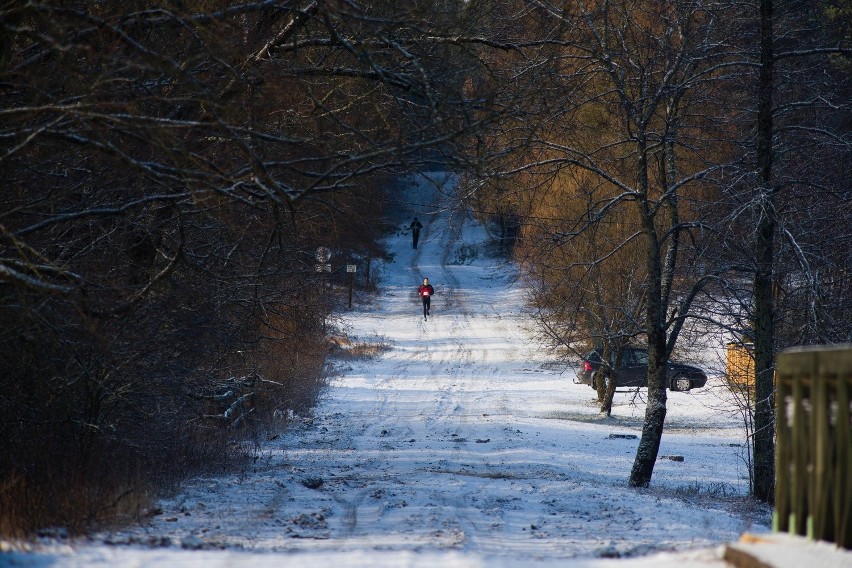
[3,173,771,567]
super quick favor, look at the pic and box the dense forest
[1,1,849,535]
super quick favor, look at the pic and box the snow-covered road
[4,174,768,567]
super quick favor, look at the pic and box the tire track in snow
[407,197,514,553]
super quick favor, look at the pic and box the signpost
[313,248,356,309]
[315,247,331,273]
[316,247,332,331]
[347,264,357,308]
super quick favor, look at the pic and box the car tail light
[583,361,593,372]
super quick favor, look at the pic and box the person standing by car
[410,217,423,249]
[418,277,434,320]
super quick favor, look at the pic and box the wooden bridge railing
[774,345,852,549]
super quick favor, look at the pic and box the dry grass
[328,335,392,360]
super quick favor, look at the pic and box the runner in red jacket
[418,278,434,320]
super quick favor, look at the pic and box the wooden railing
[774,345,852,549]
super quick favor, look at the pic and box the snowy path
[5,174,768,567]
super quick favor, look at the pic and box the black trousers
[422,296,430,317]
[412,231,420,249]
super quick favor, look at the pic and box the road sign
[315,247,331,263]
[316,264,331,272]
[347,265,357,273]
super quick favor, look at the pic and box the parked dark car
[576,347,708,392]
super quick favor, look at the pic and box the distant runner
[418,277,434,320]
[410,217,423,249]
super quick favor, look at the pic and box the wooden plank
[774,374,792,533]
[790,376,810,535]
[835,374,851,548]
[818,349,852,548]
[724,545,774,568]
[808,370,829,541]
[725,533,852,568]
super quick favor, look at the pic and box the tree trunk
[599,342,624,417]
[629,144,667,488]
[629,268,667,486]
[596,342,611,404]
[752,0,776,504]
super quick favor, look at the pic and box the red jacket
[418,284,434,298]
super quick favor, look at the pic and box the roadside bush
[0,184,390,536]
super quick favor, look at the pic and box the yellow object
[726,342,755,386]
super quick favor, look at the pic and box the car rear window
[584,351,602,363]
